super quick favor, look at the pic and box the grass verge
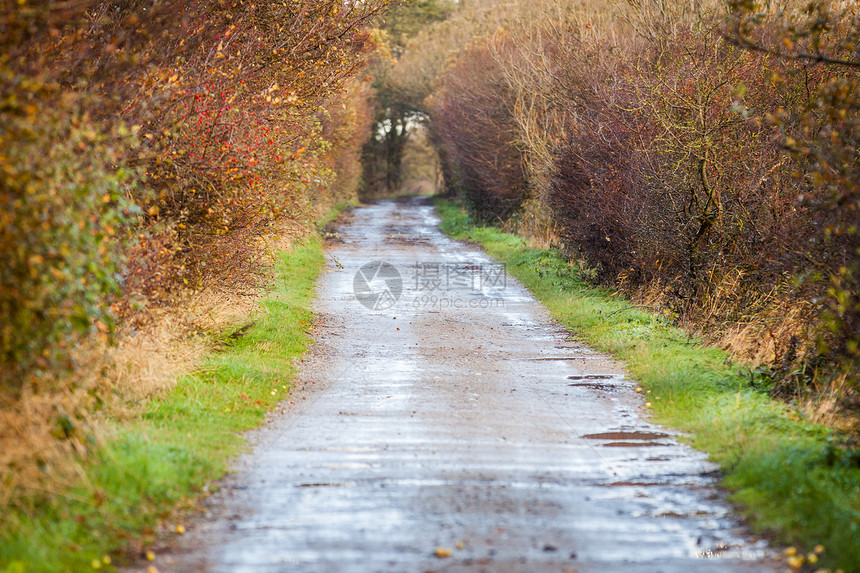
[436,199,859,571]
[0,236,326,573]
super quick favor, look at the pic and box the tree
[361,0,455,197]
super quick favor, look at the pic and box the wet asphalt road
[157,197,775,572]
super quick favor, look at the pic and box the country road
[155,197,776,572]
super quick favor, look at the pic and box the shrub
[432,41,529,221]
[0,0,385,508]
[415,0,859,418]
[0,66,136,393]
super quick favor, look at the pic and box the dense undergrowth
[1,0,383,518]
[384,0,859,430]
[437,199,860,572]
[0,236,326,572]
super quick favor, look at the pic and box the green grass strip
[0,236,326,573]
[435,199,859,571]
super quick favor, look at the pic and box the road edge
[434,198,858,572]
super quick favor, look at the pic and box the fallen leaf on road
[434,547,453,558]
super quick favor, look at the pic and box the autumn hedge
[393,0,859,424]
[0,0,385,506]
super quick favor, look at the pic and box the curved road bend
[155,197,776,572]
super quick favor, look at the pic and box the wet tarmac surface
[154,197,776,572]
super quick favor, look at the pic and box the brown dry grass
[805,372,859,433]
[505,197,562,250]
[110,218,309,405]
[633,274,858,431]
[0,383,95,509]
[0,306,210,514]
[0,219,311,515]
[107,310,210,405]
[629,270,815,368]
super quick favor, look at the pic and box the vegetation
[1,0,383,518]
[383,0,859,431]
[0,237,326,572]
[359,0,455,198]
[437,198,860,571]
[2,0,383,378]
[2,0,857,569]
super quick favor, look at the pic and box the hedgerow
[392,0,858,426]
[0,0,385,508]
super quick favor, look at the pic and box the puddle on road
[530,356,597,361]
[601,441,665,447]
[583,431,672,447]
[604,481,666,487]
[567,375,622,392]
[321,447,380,453]
[568,383,618,391]
[656,510,713,518]
[385,234,431,245]
[583,431,669,441]
[383,224,432,244]
[296,482,350,488]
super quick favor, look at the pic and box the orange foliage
[1,0,386,388]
